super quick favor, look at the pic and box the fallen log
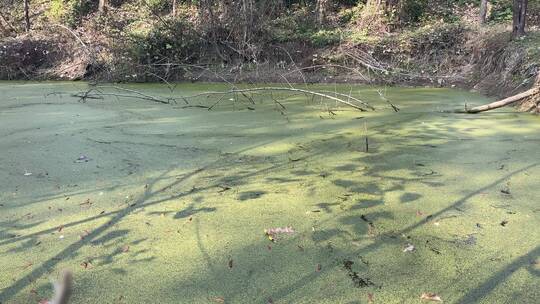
[465,87,539,113]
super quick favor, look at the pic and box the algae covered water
[0,82,539,303]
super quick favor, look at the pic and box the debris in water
[228,259,233,269]
[316,264,322,272]
[500,220,509,227]
[212,297,225,303]
[403,243,415,253]
[24,170,32,176]
[420,293,442,302]
[500,188,511,195]
[121,245,130,253]
[342,259,374,288]
[80,230,90,240]
[80,198,92,207]
[368,293,374,304]
[461,234,477,246]
[75,155,91,163]
[264,226,295,242]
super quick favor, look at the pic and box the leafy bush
[309,29,344,46]
[490,0,513,22]
[47,0,95,27]
[128,18,200,64]
[144,0,172,13]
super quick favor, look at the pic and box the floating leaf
[403,243,415,253]
[316,264,322,272]
[420,293,442,302]
[121,245,130,253]
[212,297,225,303]
[75,155,91,163]
[368,293,374,304]
[228,259,233,269]
[264,226,295,242]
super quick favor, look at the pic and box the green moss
[0,82,539,303]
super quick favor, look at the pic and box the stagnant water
[0,82,539,303]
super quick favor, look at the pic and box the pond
[0,82,539,303]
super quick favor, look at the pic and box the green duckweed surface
[0,82,539,304]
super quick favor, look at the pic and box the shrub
[47,0,95,27]
[128,18,200,64]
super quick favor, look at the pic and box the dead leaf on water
[264,226,295,242]
[420,293,442,302]
[403,243,415,253]
[212,297,225,303]
[367,293,374,304]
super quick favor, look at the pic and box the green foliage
[490,0,514,22]
[46,0,95,27]
[401,0,428,24]
[268,7,317,43]
[128,18,200,64]
[338,3,365,24]
[144,0,172,13]
[309,29,344,46]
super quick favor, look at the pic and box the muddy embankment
[0,28,539,110]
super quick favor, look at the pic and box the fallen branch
[73,85,374,111]
[464,87,539,113]
[183,87,374,111]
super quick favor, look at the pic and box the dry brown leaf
[420,293,442,302]
[212,297,225,303]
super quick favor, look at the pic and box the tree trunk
[316,0,332,25]
[23,0,30,32]
[479,0,488,24]
[512,0,528,38]
[465,87,539,113]
[98,0,108,14]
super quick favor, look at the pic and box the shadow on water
[0,83,539,303]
